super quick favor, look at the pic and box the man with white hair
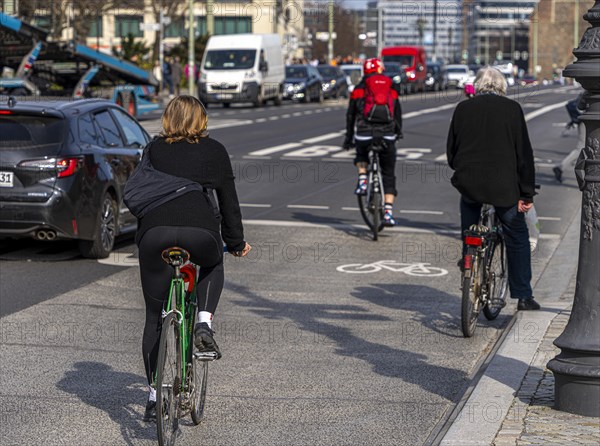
[446,66,540,311]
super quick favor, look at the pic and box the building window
[89,18,103,38]
[115,15,143,38]
[164,18,185,38]
[214,17,252,35]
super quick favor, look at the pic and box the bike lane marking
[336,260,449,276]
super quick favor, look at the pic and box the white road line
[282,114,291,118]
[399,210,445,215]
[434,154,447,162]
[242,155,272,159]
[268,116,279,120]
[538,216,561,221]
[525,101,568,121]
[301,132,345,144]
[303,110,313,114]
[403,103,456,119]
[342,207,359,211]
[210,119,254,130]
[287,205,330,210]
[255,118,267,123]
[240,203,272,208]
[248,142,302,156]
[292,112,303,116]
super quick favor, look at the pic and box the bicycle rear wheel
[190,356,209,425]
[483,237,508,320]
[461,248,481,337]
[156,313,181,446]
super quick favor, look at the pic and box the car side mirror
[259,61,268,72]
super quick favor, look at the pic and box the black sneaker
[194,322,222,359]
[143,399,156,422]
[517,297,541,311]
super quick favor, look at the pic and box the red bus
[381,46,427,93]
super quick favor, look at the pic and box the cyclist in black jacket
[343,58,403,226]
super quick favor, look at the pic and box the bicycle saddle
[161,247,190,266]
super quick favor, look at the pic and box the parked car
[425,62,448,91]
[340,64,363,93]
[382,61,409,95]
[283,65,323,103]
[0,98,150,258]
[446,64,471,88]
[316,65,349,99]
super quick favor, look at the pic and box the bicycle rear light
[463,255,473,270]
[465,236,483,246]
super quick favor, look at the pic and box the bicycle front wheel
[190,357,209,425]
[156,313,182,446]
[461,248,481,337]
[483,238,509,320]
[358,189,384,241]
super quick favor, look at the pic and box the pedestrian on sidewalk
[553,92,589,183]
[447,66,541,311]
[171,56,183,97]
[152,60,162,94]
[163,59,173,98]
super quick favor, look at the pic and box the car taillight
[56,158,80,177]
[0,110,13,115]
[18,157,81,178]
[465,236,483,246]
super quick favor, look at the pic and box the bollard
[546,1,600,417]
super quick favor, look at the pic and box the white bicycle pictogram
[336,260,448,276]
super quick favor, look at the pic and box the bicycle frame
[157,264,198,393]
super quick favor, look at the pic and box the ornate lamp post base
[546,1,600,418]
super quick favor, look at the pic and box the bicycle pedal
[194,351,219,361]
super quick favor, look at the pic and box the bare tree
[148,0,188,61]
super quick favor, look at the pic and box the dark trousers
[354,138,397,196]
[460,196,533,299]
[138,226,224,384]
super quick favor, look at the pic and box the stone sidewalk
[493,276,600,445]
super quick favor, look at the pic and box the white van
[199,34,284,107]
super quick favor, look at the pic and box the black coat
[446,94,535,207]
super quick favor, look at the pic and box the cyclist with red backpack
[343,58,403,226]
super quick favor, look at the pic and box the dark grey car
[0,98,150,258]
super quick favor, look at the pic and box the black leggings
[139,226,224,385]
[354,139,398,196]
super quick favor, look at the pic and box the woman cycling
[136,96,251,421]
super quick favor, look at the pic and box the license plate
[217,93,233,100]
[0,171,14,187]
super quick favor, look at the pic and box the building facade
[375,0,464,63]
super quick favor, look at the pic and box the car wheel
[223,103,230,108]
[253,89,263,107]
[79,194,117,259]
[274,89,283,106]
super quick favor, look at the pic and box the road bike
[155,247,219,446]
[460,204,509,338]
[357,138,386,241]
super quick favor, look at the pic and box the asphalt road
[0,84,584,445]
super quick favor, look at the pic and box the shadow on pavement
[56,362,155,445]
[228,281,468,402]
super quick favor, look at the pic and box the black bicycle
[357,138,386,241]
[460,204,509,337]
[155,247,219,446]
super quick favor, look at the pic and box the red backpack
[363,74,396,124]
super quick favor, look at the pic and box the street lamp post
[546,1,600,418]
[328,0,334,62]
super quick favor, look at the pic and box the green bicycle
[155,247,219,446]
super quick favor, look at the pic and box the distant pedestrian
[171,57,183,97]
[163,59,173,97]
[152,60,162,94]
[553,92,588,183]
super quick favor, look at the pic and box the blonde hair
[160,95,208,144]
[474,66,507,96]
